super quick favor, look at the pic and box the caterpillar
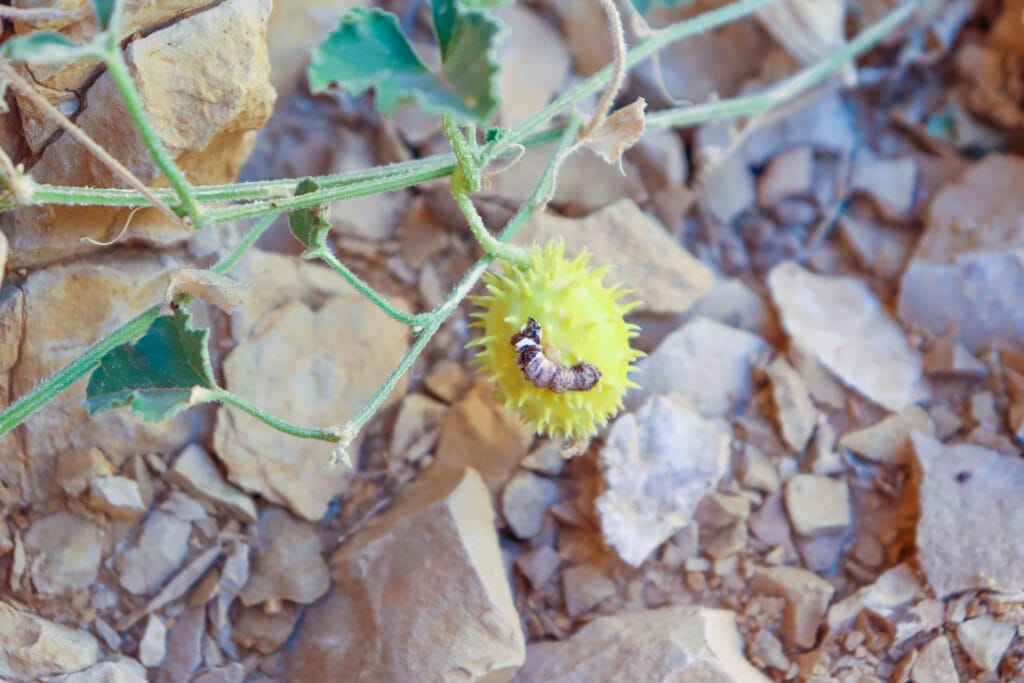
[510,317,602,393]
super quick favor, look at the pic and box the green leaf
[88,0,117,29]
[308,6,502,124]
[85,312,217,422]
[0,31,102,64]
[288,178,331,249]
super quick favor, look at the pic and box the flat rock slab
[511,607,770,682]
[238,507,329,607]
[215,252,409,520]
[598,394,729,566]
[514,200,713,316]
[912,433,1024,597]
[0,600,99,679]
[628,317,765,417]
[283,467,524,683]
[768,262,921,412]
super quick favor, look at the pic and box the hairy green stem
[103,47,204,226]
[313,248,431,327]
[204,389,341,442]
[0,214,278,439]
[451,191,530,267]
[441,115,482,192]
[646,1,919,130]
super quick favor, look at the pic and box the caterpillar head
[469,240,643,439]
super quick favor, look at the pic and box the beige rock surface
[514,200,713,316]
[238,508,329,607]
[912,433,1024,597]
[166,444,256,523]
[838,407,935,465]
[751,565,834,650]
[783,474,850,537]
[512,607,771,683]
[284,467,524,683]
[0,599,99,679]
[23,510,102,594]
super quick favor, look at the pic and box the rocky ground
[1,0,1023,681]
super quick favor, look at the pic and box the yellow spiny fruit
[469,240,643,439]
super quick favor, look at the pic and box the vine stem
[102,46,204,227]
[0,213,279,439]
[312,248,431,327]
[0,63,187,229]
[199,389,341,443]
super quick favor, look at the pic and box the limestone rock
[827,563,924,633]
[87,475,146,520]
[850,155,918,220]
[239,508,329,607]
[766,357,817,452]
[913,433,1024,597]
[116,510,191,595]
[10,257,208,504]
[838,214,914,280]
[0,600,99,679]
[768,262,922,412]
[159,604,204,683]
[751,565,834,650]
[283,467,524,683]
[741,92,856,166]
[838,407,935,465]
[434,387,534,495]
[165,444,256,523]
[502,471,560,540]
[512,607,771,682]
[139,615,168,668]
[2,0,276,268]
[215,263,408,519]
[389,393,448,459]
[598,394,730,566]
[52,658,148,682]
[898,154,1024,354]
[56,447,115,498]
[696,493,751,560]
[515,200,713,316]
[629,318,765,417]
[923,339,988,378]
[232,604,300,655]
[495,4,570,127]
[783,474,850,537]
[956,614,1015,673]
[758,146,814,208]
[911,636,959,683]
[515,547,561,590]
[563,564,617,619]
[23,511,102,594]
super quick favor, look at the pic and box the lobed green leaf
[85,312,217,422]
[88,0,117,29]
[288,178,332,249]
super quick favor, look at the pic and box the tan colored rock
[827,563,924,632]
[232,603,300,655]
[838,407,935,465]
[265,0,366,95]
[751,565,834,650]
[215,284,408,520]
[769,262,922,412]
[389,393,448,458]
[495,4,569,127]
[165,444,256,523]
[838,214,915,280]
[563,564,617,619]
[434,388,534,495]
[912,433,1024,597]
[423,359,471,404]
[139,614,168,668]
[239,508,329,607]
[2,0,276,268]
[515,200,713,317]
[957,614,1015,672]
[23,511,102,594]
[850,155,918,220]
[629,318,766,417]
[911,635,959,683]
[758,146,814,208]
[51,658,148,683]
[766,357,817,452]
[548,0,614,76]
[923,339,988,378]
[0,599,99,679]
[598,394,730,567]
[783,474,850,537]
[696,493,750,560]
[87,475,146,520]
[283,467,525,683]
[56,446,115,498]
[159,604,204,683]
[502,471,559,540]
[116,510,191,595]
[512,606,771,682]
[11,257,208,505]
[515,547,561,590]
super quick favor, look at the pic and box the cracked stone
[766,357,817,452]
[239,508,329,607]
[116,510,191,596]
[87,475,146,520]
[165,444,256,523]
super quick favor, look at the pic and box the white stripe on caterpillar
[510,317,601,393]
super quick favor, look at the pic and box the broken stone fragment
[696,493,751,560]
[51,658,148,683]
[562,564,617,620]
[24,511,103,594]
[629,317,766,417]
[838,407,935,465]
[850,155,918,221]
[597,394,730,567]
[515,546,562,590]
[238,508,329,608]
[751,565,834,650]
[165,444,256,523]
[765,357,817,452]
[512,606,771,682]
[769,262,922,412]
[232,603,300,655]
[502,470,560,540]
[923,339,988,378]
[758,146,814,208]
[159,604,204,683]
[956,614,1016,672]
[912,433,1024,597]
[783,474,850,537]
[0,599,99,679]
[139,614,168,668]
[283,467,524,683]
[910,635,959,683]
[87,475,147,520]
[116,510,192,595]
[56,446,115,498]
